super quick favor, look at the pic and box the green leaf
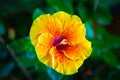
[8,37,37,68]
[99,0,120,8]
[34,59,47,72]
[77,1,93,22]
[77,3,89,22]
[94,6,112,25]
[18,52,37,68]
[46,68,63,80]
[19,0,41,12]
[9,37,35,53]
[46,0,73,14]
[44,7,55,14]
[32,8,45,20]
[35,60,63,80]
[90,39,103,60]
[90,39,113,60]
[85,20,94,39]
[0,22,5,35]
[102,51,120,69]
[35,71,51,80]
[90,26,120,68]
[96,25,110,40]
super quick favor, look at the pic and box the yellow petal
[78,38,92,60]
[35,33,53,67]
[63,38,92,61]
[53,11,85,44]
[53,11,71,28]
[30,14,62,46]
[62,19,85,45]
[49,47,83,75]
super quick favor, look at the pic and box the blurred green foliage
[0,0,120,80]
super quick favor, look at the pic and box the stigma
[52,37,68,50]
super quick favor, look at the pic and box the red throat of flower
[52,37,68,50]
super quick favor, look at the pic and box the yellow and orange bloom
[30,11,92,75]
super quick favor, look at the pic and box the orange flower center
[52,37,68,50]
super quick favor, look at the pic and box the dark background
[0,0,120,80]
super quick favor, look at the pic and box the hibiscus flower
[30,11,92,75]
